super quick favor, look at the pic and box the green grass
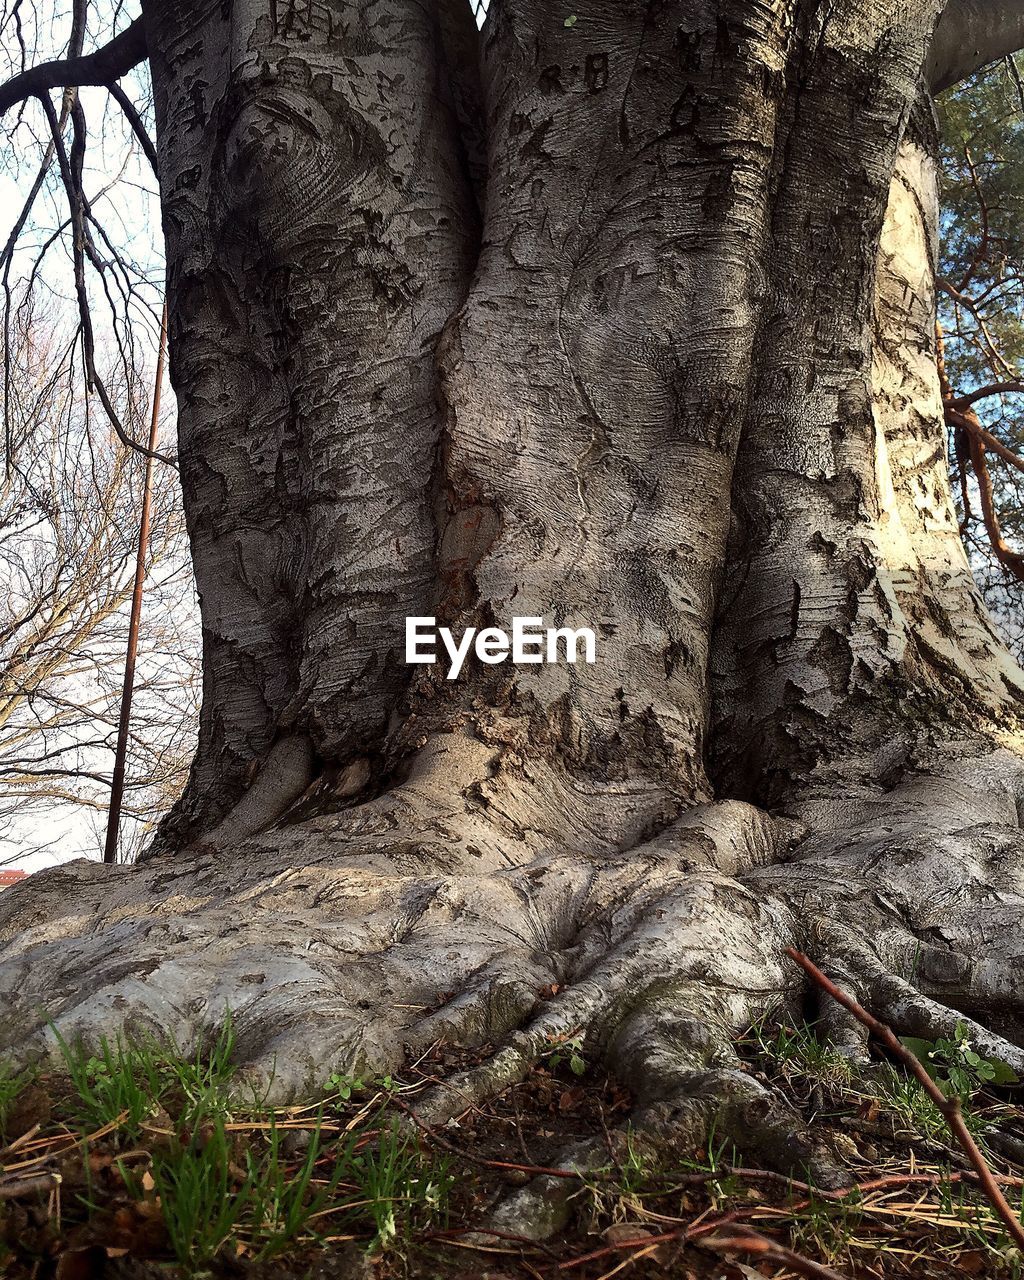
[789,1187,866,1264]
[145,1117,255,1266]
[0,1063,32,1138]
[144,1112,454,1270]
[872,1062,991,1144]
[146,1110,347,1267]
[2,1019,456,1272]
[3,1011,1023,1278]
[50,1013,237,1139]
[743,1015,855,1091]
[349,1121,454,1249]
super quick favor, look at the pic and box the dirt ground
[2,1016,1023,1279]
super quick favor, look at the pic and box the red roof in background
[0,870,27,885]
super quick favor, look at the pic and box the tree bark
[928,0,1024,92]
[3,0,1024,1221]
[144,0,480,848]
[711,96,1024,807]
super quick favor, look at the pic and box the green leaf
[988,1058,1019,1086]
[900,1036,937,1066]
[564,14,577,25]
[570,1054,586,1077]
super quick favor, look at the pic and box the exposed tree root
[1,746,1023,1239]
[199,734,316,851]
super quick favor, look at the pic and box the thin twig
[555,1228,687,1271]
[107,81,157,176]
[704,1225,849,1280]
[785,946,1024,1254]
[0,1170,60,1201]
[425,1225,561,1260]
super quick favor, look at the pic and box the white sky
[0,3,193,872]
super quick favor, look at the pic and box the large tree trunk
[3,0,1024,1221]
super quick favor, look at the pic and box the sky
[0,2,197,871]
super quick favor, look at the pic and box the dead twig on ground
[704,1225,849,1280]
[786,945,1024,1253]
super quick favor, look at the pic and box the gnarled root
[1,749,1023,1240]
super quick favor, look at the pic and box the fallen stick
[704,1225,848,1280]
[0,1171,61,1201]
[786,945,1024,1253]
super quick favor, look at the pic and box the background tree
[0,0,1024,1222]
[937,54,1024,648]
[0,298,196,865]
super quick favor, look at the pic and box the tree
[936,56,1024,647]
[1,0,1024,1215]
[0,298,197,864]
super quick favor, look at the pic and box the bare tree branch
[951,379,1024,407]
[2,2,89,469]
[36,92,174,468]
[0,17,147,117]
[0,303,196,863]
[107,82,157,177]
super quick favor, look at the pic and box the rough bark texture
[3,0,1024,1225]
[146,0,480,848]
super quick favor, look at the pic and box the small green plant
[51,1012,237,1139]
[348,1123,454,1249]
[149,1105,456,1269]
[325,1070,365,1101]
[543,1031,587,1076]
[901,1023,1019,1102]
[324,1070,399,1102]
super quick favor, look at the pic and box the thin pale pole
[103,304,168,865]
